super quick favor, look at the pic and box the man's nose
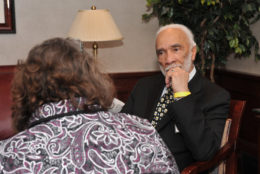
[165,50,175,64]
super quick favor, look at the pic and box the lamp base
[93,42,98,59]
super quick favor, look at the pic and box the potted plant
[143,0,260,81]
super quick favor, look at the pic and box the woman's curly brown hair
[11,37,116,131]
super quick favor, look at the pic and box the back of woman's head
[12,37,116,131]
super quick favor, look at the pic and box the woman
[0,38,179,174]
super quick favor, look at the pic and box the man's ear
[191,46,197,61]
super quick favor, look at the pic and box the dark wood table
[253,108,260,174]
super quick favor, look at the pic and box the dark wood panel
[0,65,16,139]
[0,65,16,73]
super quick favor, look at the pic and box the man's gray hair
[156,24,196,48]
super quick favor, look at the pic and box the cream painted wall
[0,0,159,73]
[1,0,260,75]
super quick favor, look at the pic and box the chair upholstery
[181,100,246,174]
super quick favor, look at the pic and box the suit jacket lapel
[155,71,203,131]
[145,74,165,122]
[187,71,202,95]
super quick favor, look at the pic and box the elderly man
[121,24,230,171]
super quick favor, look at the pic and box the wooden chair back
[181,99,246,174]
[225,100,246,174]
[228,100,246,146]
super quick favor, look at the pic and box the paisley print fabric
[0,98,179,174]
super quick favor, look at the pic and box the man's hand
[165,66,190,93]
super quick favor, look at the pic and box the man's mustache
[165,64,182,72]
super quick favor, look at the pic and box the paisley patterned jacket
[0,98,179,174]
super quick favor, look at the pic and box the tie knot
[166,87,173,94]
[161,88,173,104]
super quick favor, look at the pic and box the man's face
[156,28,196,73]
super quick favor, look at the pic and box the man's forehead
[156,28,189,48]
[159,28,188,40]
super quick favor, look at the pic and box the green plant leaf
[146,0,161,6]
[229,39,235,48]
[142,14,151,22]
[235,47,242,54]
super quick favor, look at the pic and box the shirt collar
[29,97,87,124]
[189,66,196,82]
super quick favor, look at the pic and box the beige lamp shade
[68,9,123,42]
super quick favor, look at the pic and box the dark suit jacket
[121,71,230,171]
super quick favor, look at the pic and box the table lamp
[68,6,123,59]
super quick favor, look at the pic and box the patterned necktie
[151,87,173,127]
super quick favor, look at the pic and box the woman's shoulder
[0,111,180,174]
